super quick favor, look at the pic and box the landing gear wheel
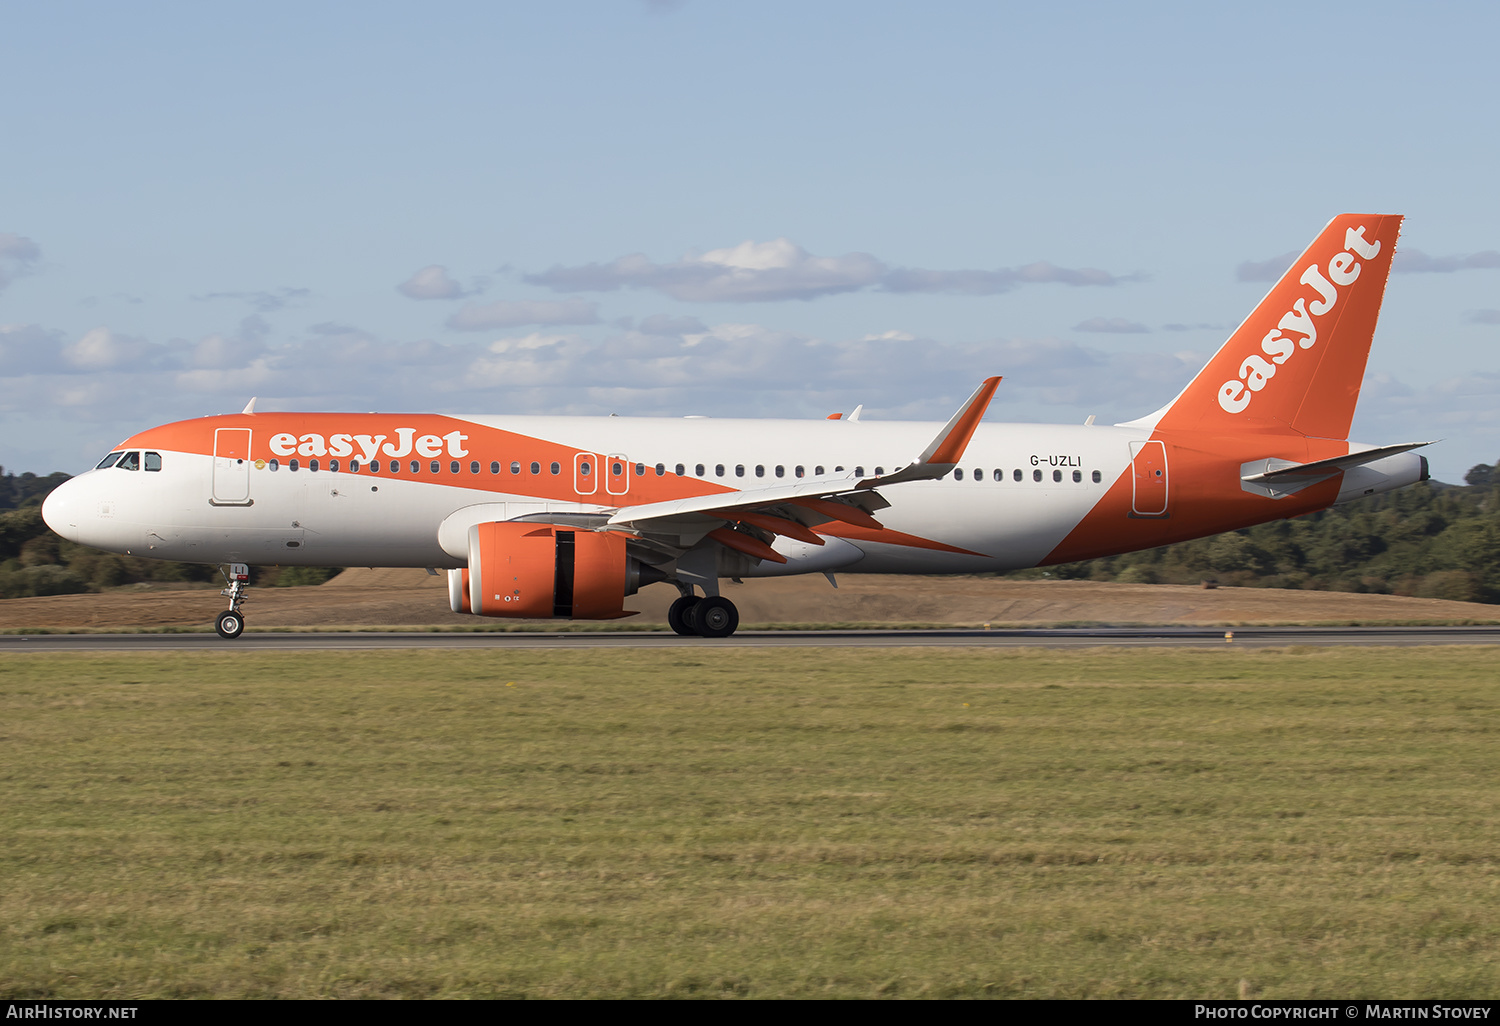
[215,609,245,640]
[667,596,700,637]
[694,596,739,639]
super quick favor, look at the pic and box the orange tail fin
[1138,213,1402,440]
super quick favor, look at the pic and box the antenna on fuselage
[241,397,257,415]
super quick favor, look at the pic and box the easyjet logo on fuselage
[268,427,471,462]
[1217,226,1382,414]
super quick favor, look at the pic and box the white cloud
[0,233,41,294]
[193,287,310,312]
[63,327,154,371]
[0,316,1207,436]
[447,298,600,331]
[0,323,65,375]
[1074,316,1148,334]
[523,238,1140,302]
[397,265,469,300]
[1394,249,1500,274]
[1236,251,1298,283]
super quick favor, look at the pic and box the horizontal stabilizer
[1241,441,1435,498]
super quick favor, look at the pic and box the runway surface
[6,626,1500,652]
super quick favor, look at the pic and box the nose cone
[42,476,87,543]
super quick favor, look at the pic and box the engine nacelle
[463,522,650,620]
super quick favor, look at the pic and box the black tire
[694,596,739,638]
[216,610,245,639]
[667,596,699,637]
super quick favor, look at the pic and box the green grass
[2,647,1498,998]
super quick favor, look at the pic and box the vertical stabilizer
[1131,214,1402,440]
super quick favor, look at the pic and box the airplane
[42,213,1432,639]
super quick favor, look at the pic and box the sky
[2,1,1498,482]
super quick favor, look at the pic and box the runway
[6,625,1500,652]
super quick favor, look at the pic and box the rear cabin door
[212,428,253,505]
[1130,440,1168,517]
[605,454,629,496]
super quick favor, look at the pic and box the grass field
[2,647,1497,999]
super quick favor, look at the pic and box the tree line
[3,461,1499,603]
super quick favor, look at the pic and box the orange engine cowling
[465,522,638,620]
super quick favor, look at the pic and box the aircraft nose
[42,476,88,543]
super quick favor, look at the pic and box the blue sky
[3,1,1497,481]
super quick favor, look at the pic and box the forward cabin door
[1129,440,1168,517]
[212,428,253,506]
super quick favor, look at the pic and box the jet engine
[454,522,661,619]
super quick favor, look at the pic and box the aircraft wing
[606,376,1002,532]
[595,377,1002,561]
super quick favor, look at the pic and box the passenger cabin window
[1053,469,1062,482]
[290,459,300,471]
[490,461,500,474]
[389,461,400,473]
[654,463,665,476]
[117,451,141,471]
[635,463,646,476]
[972,468,980,482]
[854,466,864,477]
[96,452,124,470]
[775,465,784,478]
[309,459,319,472]
[955,468,964,480]
[431,461,441,474]
[144,452,162,472]
[716,464,725,477]
[550,462,561,475]
[410,460,420,474]
[815,465,824,475]
[1032,469,1042,482]
[735,465,745,478]
[470,461,479,474]
[512,462,522,474]
[329,459,340,472]
[696,464,705,477]
[755,465,764,478]
[451,461,460,474]
[993,469,1003,482]
[795,466,804,478]
[875,467,884,475]
[675,464,685,477]
[1013,469,1023,482]
[1073,470,1082,483]
[351,460,361,472]
[1092,470,1102,483]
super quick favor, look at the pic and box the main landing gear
[216,563,250,639]
[667,592,740,639]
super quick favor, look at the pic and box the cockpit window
[117,451,141,471]
[96,452,124,470]
[144,452,162,472]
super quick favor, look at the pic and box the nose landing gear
[216,563,250,639]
